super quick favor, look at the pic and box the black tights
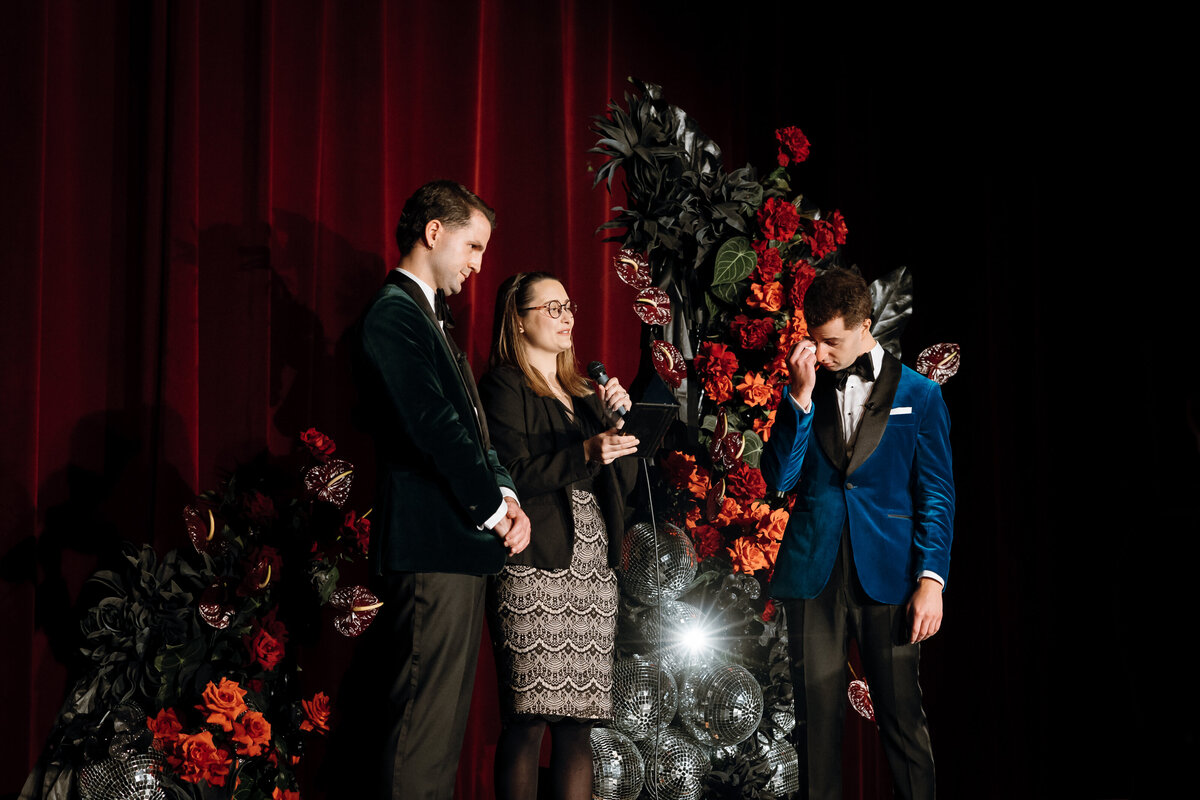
[494,718,593,800]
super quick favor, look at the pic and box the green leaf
[741,430,764,469]
[712,237,756,286]
[700,414,718,432]
[710,281,744,306]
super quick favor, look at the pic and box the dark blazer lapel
[812,370,847,473]
[384,270,492,450]
[846,351,901,476]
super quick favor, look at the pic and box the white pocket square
[890,406,912,415]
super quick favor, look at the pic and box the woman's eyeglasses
[520,300,578,319]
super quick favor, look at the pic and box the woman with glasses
[478,271,640,800]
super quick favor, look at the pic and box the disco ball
[770,708,796,738]
[78,751,167,800]
[637,726,711,800]
[612,657,678,741]
[591,726,645,800]
[764,737,800,796]
[633,600,713,677]
[676,663,763,747]
[620,521,698,604]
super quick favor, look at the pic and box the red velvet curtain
[2,2,1163,798]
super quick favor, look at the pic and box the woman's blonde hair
[489,271,591,398]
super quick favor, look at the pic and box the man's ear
[861,317,873,335]
[422,219,442,250]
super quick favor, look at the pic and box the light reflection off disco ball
[764,737,800,796]
[676,663,764,748]
[637,726,711,800]
[620,521,698,605]
[612,657,678,742]
[591,727,645,800]
[78,751,167,800]
[634,600,715,678]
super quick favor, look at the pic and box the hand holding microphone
[587,361,633,418]
[585,361,638,462]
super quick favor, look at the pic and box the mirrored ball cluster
[676,663,764,747]
[78,751,167,800]
[611,657,678,742]
[590,727,646,800]
[637,726,711,800]
[620,521,698,605]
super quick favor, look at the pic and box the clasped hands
[492,496,531,556]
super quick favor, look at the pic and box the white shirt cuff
[481,492,517,531]
[787,393,812,414]
[918,570,945,588]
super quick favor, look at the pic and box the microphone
[587,361,626,417]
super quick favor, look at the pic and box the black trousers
[782,530,935,800]
[328,571,487,800]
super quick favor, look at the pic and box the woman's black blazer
[478,364,638,569]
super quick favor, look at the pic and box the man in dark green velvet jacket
[343,180,530,800]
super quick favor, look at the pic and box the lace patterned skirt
[490,489,618,720]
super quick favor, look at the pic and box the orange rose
[687,465,711,500]
[752,410,777,442]
[300,691,331,734]
[683,505,703,528]
[747,281,784,313]
[757,507,790,541]
[273,789,301,800]
[176,730,231,787]
[147,708,182,744]
[197,677,248,732]
[714,497,743,527]
[232,710,272,757]
[728,537,770,574]
[703,374,734,403]
[737,372,773,408]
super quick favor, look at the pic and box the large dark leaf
[712,237,756,286]
[868,266,913,359]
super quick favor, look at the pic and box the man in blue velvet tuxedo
[762,269,954,800]
[339,181,531,800]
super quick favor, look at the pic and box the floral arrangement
[591,78,959,798]
[22,429,377,800]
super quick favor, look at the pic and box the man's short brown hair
[803,269,873,329]
[394,180,496,256]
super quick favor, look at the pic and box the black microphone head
[587,361,609,385]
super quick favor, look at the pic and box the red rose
[775,126,811,167]
[244,611,288,672]
[807,219,838,260]
[231,710,272,757]
[300,691,331,734]
[752,247,784,283]
[273,789,301,800]
[659,451,696,490]
[757,197,802,242]
[726,463,768,500]
[730,315,775,351]
[695,342,739,382]
[830,209,848,244]
[762,598,777,622]
[789,263,817,311]
[747,282,784,313]
[341,510,372,556]
[300,427,336,462]
[690,524,724,559]
[242,491,276,525]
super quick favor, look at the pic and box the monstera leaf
[868,266,913,359]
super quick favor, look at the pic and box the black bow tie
[434,290,456,329]
[834,352,875,389]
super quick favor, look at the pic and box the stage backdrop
[2,2,1163,798]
